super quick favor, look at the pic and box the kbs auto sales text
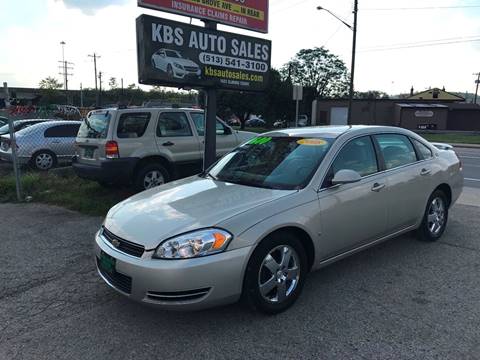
[151,23,270,61]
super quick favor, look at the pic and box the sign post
[293,85,303,127]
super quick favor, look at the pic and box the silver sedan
[95,126,463,313]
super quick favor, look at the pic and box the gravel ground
[0,199,479,360]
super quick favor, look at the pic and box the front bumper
[94,230,251,310]
[173,68,201,79]
[0,151,29,165]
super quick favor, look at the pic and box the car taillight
[105,141,119,159]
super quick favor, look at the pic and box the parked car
[0,120,81,170]
[94,126,463,313]
[245,118,266,127]
[72,108,255,190]
[0,119,51,136]
[0,116,8,128]
[298,115,308,127]
[273,120,286,128]
[151,49,201,79]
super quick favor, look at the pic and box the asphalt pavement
[1,191,480,359]
[455,146,480,189]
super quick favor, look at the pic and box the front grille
[184,66,198,72]
[96,257,132,294]
[146,288,211,303]
[102,227,145,258]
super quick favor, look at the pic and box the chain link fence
[0,109,86,201]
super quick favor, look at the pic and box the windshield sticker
[248,137,272,145]
[297,139,328,146]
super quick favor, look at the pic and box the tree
[355,90,390,99]
[280,47,349,98]
[109,77,118,89]
[39,77,63,90]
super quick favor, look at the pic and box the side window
[412,139,433,160]
[157,112,192,137]
[330,136,379,178]
[44,124,80,138]
[117,113,150,138]
[190,112,225,136]
[375,134,417,170]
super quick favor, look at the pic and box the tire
[417,190,449,242]
[167,64,174,77]
[243,231,308,314]
[134,163,170,191]
[31,150,57,171]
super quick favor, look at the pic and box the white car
[151,49,201,79]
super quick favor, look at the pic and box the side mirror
[224,127,232,135]
[331,169,362,186]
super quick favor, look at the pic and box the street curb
[453,143,480,149]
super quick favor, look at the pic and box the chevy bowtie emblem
[111,239,121,248]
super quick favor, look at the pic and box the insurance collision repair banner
[136,15,272,91]
[138,0,269,33]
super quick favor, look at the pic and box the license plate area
[83,147,95,159]
[99,251,116,274]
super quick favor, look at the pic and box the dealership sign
[138,0,269,33]
[136,15,271,91]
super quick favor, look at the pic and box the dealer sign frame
[138,0,269,34]
[137,15,271,92]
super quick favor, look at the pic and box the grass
[419,133,480,145]
[0,171,132,216]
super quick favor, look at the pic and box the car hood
[105,176,296,250]
[235,130,256,144]
[171,58,199,68]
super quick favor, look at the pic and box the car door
[189,111,238,157]
[44,123,80,159]
[374,134,432,232]
[155,111,202,165]
[317,135,389,259]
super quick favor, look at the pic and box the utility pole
[80,83,84,107]
[474,72,480,105]
[348,0,358,125]
[59,41,74,104]
[98,71,103,107]
[88,53,101,106]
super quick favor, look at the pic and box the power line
[363,5,480,11]
[360,38,480,52]
[362,35,480,50]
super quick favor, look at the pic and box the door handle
[162,141,175,146]
[371,182,385,192]
[51,140,61,144]
[420,168,431,176]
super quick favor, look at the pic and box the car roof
[261,125,411,139]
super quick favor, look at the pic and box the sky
[1,0,479,95]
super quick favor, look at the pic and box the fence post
[8,118,22,201]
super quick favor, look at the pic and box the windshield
[165,50,181,58]
[77,112,111,139]
[207,136,334,190]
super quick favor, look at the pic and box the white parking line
[465,178,480,182]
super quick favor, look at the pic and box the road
[1,193,480,360]
[455,147,480,189]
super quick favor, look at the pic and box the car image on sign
[151,49,201,79]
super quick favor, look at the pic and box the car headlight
[173,62,184,69]
[153,228,232,259]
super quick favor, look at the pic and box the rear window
[117,113,151,138]
[78,112,111,139]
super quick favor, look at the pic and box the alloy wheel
[258,245,300,303]
[143,170,165,189]
[427,197,446,235]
